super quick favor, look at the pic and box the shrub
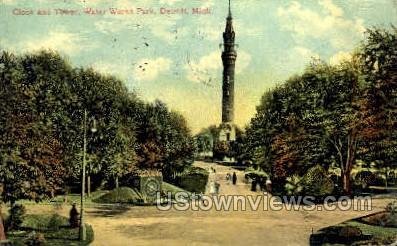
[85,224,95,244]
[373,173,386,186]
[338,226,362,238]
[388,171,396,184]
[24,232,46,246]
[93,187,143,204]
[161,182,190,199]
[386,201,397,213]
[178,167,209,193]
[7,204,26,230]
[354,171,376,189]
[213,141,230,160]
[284,175,303,196]
[245,170,268,180]
[47,214,66,231]
[302,165,334,197]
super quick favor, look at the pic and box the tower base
[218,122,236,142]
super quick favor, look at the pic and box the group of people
[250,177,272,192]
[226,172,237,185]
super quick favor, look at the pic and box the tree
[245,58,365,194]
[135,100,195,180]
[360,27,397,185]
[0,49,195,207]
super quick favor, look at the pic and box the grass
[15,190,108,208]
[343,220,397,240]
[6,214,94,246]
[311,213,397,245]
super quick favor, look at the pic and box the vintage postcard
[0,0,396,245]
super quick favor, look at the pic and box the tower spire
[228,0,232,18]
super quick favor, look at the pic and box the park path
[195,162,257,196]
[26,161,394,246]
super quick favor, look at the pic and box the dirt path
[25,162,395,246]
[196,162,257,196]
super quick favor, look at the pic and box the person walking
[266,178,272,193]
[232,172,237,185]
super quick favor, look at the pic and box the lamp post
[80,109,97,241]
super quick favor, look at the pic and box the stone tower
[219,0,236,143]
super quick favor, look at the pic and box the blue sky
[1,0,396,132]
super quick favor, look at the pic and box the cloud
[272,46,320,75]
[185,50,251,84]
[319,0,343,17]
[329,51,352,65]
[294,46,320,60]
[133,57,172,81]
[91,61,130,79]
[277,0,365,49]
[12,30,95,55]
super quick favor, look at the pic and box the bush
[244,170,268,181]
[24,232,46,246]
[21,214,66,231]
[302,165,334,197]
[354,171,376,189]
[373,173,386,186]
[161,182,191,199]
[178,167,209,193]
[338,226,362,238]
[47,214,66,231]
[388,171,396,184]
[7,214,94,246]
[93,187,143,204]
[386,201,397,213]
[284,175,303,196]
[213,141,231,160]
[7,204,26,230]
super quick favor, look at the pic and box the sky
[1,0,396,133]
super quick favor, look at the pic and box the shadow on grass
[86,204,131,217]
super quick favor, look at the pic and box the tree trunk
[0,206,6,241]
[115,176,119,189]
[87,175,91,198]
[342,171,352,195]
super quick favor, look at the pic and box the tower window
[226,133,230,141]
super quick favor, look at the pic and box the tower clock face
[143,177,161,197]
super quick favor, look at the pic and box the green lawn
[311,214,397,245]
[343,220,397,240]
[6,214,94,246]
[14,190,108,208]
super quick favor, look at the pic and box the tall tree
[360,27,397,184]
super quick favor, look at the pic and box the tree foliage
[0,50,195,204]
[244,27,397,194]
